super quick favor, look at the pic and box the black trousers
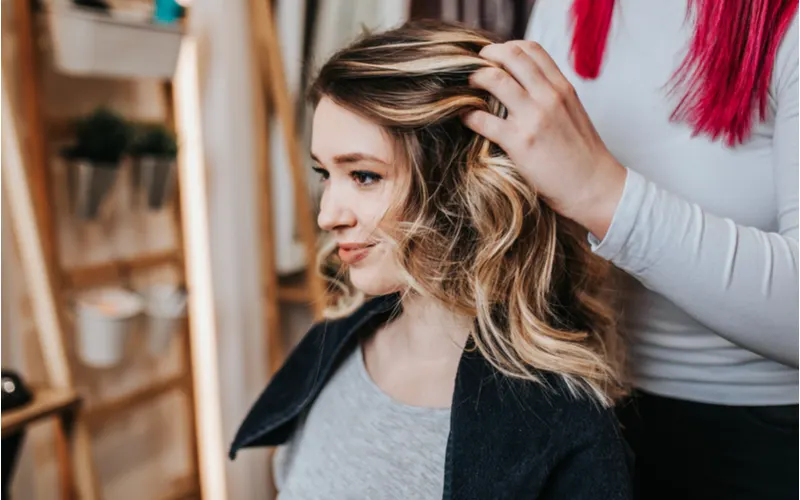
[617,390,799,500]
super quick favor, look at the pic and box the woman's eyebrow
[310,152,389,165]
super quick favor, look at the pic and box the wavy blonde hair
[309,20,626,405]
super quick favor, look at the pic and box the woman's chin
[350,268,404,297]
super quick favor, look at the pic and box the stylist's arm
[464,40,799,367]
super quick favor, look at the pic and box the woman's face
[311,97,408,296]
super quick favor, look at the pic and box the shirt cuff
[588,168,648,263]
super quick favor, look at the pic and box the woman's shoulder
[511,374,632,482]
[463,361,627,458]
[456,347,627,451]
[452,363,633,498]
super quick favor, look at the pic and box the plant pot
[46,1,184,79]
[131,156,177,210]
[143,284,187,356]
[67,160,120,220]
[75,287,144,368]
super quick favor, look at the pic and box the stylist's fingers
[462,109,512,146]
[478,42,571,128]
[479,42,549,98]
[507,41,574,97]
[507,41,593,134]
[469,66,531,117]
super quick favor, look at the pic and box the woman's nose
[317,188,356,231]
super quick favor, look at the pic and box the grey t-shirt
[272,346,452,499]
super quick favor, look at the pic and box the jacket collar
[229,293,403,457]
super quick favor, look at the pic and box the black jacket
[230,294,633,499]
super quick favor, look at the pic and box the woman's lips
[338,243,376,265]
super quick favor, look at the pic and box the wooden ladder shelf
[4,1,200,498]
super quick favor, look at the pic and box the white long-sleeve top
[527,0,799,405]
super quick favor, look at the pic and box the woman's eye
[351,171,382,186]
[312,166,329,182]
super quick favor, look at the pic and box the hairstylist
[463,1,798,499]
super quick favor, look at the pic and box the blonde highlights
[310,21,626,405]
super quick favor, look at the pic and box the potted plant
[129,124,179,210]
[62,107,131,219]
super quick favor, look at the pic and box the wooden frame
[9,0,321,497]
[1,388,81,438]
[249,0,327,376]
[83,374,189,428]
[2,58,100,500]
[0,388,82,499]
[7,2,202,498]
[62,250,180,288]
[172,36,229,500]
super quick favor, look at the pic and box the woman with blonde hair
[231,20,632,499]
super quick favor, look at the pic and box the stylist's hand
[463,41,626,239]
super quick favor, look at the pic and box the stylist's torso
[527,0,798,405]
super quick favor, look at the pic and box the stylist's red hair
[570,0,798,146]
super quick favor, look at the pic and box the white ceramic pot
[75,287,144,368]
[143,284,187,356]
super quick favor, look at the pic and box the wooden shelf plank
[1,388,81,437]
[258,0,326,320]
[158,474,199,500]
[277,282,311,303]
[276,271,321,305]
[84,374,188,428]
[63,250,181,288]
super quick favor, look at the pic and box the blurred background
[0,1,534,498]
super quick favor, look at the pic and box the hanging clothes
[410,0,536,40]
